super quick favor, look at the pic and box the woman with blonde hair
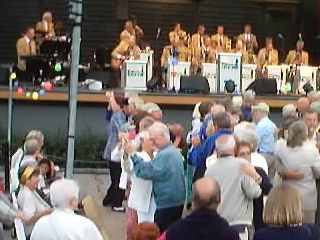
[254,185,319,240]
[17,166,52,238]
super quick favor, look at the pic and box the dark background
[0,0,319,65]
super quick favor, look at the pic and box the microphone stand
[149,26,163,91]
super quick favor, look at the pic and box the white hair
[232,96,243,108]
[282,104,297,118]
[24,138,40,155]
[128,96,144,111]
[148,122,170,142]
[234,122,259,151]
[211,104,226,116]
[26,130,44,146]
[215,135,236,155]
[50,179,79,209]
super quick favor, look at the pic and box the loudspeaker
[247,78,277,95]
[180,75,210,94]
[86,70,115,89]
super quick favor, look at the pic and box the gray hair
[148,122,170,142]
[215,135,236,155]
[282,104,297,118]
[287,121,307,148]
[243,90,255,101]
[50,179,79,209]
[234,122,259,151]
[25,130,44,147]
[24,138,40,155]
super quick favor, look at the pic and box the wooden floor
[0,87,300,108]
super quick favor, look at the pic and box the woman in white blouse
[127,130,156,223]
[275,121,320,223]
[17,166,52,237]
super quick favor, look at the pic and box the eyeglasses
[238,151,251,157]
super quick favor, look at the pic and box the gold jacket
[211,34,229,51]
[257,48,279,68]
[16,37,37,71]
[285,50,309,65]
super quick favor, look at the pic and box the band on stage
[16,11,311,88]
[110,20,310,83]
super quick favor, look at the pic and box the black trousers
[155,205,184,233]
[105,161,125,207]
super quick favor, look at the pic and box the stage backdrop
[0,0,318,65]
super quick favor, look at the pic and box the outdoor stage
[0,86,298,107]
[0,86,295,139]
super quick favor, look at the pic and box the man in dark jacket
[160,177,239,240]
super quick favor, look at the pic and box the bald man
[162,177,239,240]
[206,135,261,239]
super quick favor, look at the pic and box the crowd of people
[0,130,104,239]
[100,89,320,240]
[3,89,320,240]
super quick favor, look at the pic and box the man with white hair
[11,130,45,192]
[31,179,103,240]
[19,138,42,168]
[125,122,186,233]
[205,135,261,240]
[282,104,297,119]
[142,102,163,121]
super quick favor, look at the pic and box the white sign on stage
[166,60,191,91]
[298,66,318,93]
[201,63,217,93]
[140,50,154,81]
[217,53,242,93]
[267,65,283,91]
[121,60,147,90]
[242,64,257,92]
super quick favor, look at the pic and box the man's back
[31,209,103,240]
[165,209,239,240]
[205,156,261,225]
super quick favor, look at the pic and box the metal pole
[66,0,82,178]
[6,66,13,190]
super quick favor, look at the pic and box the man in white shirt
[31,179,103,240]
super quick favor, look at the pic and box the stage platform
[0,86,299,108]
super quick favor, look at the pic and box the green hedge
[0,127,107,168]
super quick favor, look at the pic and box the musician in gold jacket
[237,24,258,53]
[16,27,37,71]
[257,37,279,68]
[120,21,136,42]
[285,40,309,65]
[233,39,251,64]
[211,25,230,52]
[191,25,206,49]
[111,35,141,70]
[169,23,187,45]
[161,38,191,67]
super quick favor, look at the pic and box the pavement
[2,172,126,240]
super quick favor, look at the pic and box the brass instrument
[294,51,303,65]
[226,39,232,52]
